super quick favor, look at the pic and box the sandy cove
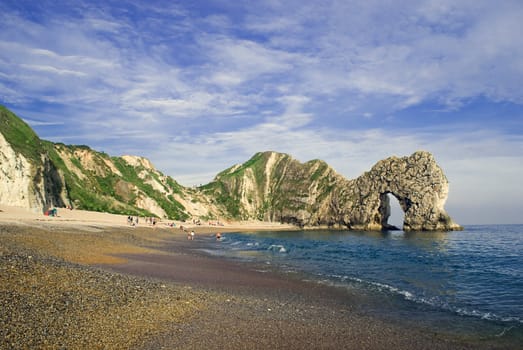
[0,205,508,349]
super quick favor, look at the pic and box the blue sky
[1,0,522,225]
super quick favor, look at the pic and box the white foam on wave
[454,308,523,324]
[329,275,523,325]
[267,244,287,253]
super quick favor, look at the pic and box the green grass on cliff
[111,157,189,220]
[0,106,189,220]
[0,106,340,222]
[199,152,273,219]
[0,106,43,164]
[199,152,343,221]
[47,144,190,219]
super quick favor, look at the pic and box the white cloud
[246,16,298,34]
[201,36,296,87]
[4,1,521,123]
[270,0,523,110]
[19,64,87,77]
[209,72,244,87]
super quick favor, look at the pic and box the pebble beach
[0,206,511,349]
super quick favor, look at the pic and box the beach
[0,206,511,349]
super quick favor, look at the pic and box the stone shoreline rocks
[0,239,212,349]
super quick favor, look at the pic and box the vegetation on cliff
[0,105,461,230]
[0,106,190,220]
[0,106,44,164]
[200,151,346,224]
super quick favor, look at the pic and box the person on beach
[190,230,195,240]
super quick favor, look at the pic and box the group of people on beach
[127,215,159,227]
[179,225,195,240]
[178,225,222,241]
[127,216,139,226]
[126,216,222,241]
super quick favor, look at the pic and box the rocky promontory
[202,151,462,231]
[343,151,461,231]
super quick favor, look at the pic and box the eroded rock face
[0,132,36,208]
[342,151,462,231]
[205,151,462,231]
[0,132,67,211]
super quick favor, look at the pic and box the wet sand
[112,235,511,350]
[0,206,512,349]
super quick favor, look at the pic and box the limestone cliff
[340,151,461,231]
[202,151,462,231]
[200,152,344,223]
[0,107,67,211]
[0,106,201,219]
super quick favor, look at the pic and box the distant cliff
[0,105,461,231]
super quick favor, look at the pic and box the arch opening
[379,192,405,230]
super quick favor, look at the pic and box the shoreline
[0,204,299,232]
[0,206,515,349]
[113,233,518,350]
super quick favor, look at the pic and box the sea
[200,224,523,346]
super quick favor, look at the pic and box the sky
[0,0,522,225]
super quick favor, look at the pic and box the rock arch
[343,151,462,231]
[379,192,409,230]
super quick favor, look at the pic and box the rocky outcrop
[340,151,461,231]
[203,151,462,231]
[200,152,343,223]
[48,144,198,220]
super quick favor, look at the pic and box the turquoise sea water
[201,225,523,344]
